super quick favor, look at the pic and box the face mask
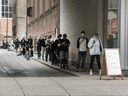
[81,33,85,37]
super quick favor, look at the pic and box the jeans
[77,51,87,69]
[46,50,52,62]
[25,50,30,60]
[90,55,101,69]
[37,50,41,58]
[42,47,46,60]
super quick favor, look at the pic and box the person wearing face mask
[76,31,89,72]
[88,33,104,76]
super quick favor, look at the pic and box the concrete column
[60,0,104,65]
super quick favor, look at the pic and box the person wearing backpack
[76,31,89,72]
[88,33,103,76]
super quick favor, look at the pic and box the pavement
[0,49,128,96]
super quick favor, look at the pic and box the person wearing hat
[76,31,89,72]
[88,33,104,75]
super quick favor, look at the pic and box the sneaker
[90,72,93,76]
[76,69,79,72]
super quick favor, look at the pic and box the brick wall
[0,19,12,42]
[12,0,27,40]
[60,0,104,66]
[27,0,60,48]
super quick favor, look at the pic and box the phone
[93,40,95,43]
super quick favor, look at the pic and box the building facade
[12,0,27,40]
[0,0,12,42]
[26,0,60,51]
[26,0,128,75]
[60,0,128,75]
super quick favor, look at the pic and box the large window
[2,0,12,18]
[104,0,120,48]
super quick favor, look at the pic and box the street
[0,49,128,96]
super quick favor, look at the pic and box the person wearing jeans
[76,31,89,72]
[45,35,53,62]
[88,33,103,75]
[41,35,47,60]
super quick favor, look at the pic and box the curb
[31,58,79,77]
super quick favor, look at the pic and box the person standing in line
[76,31,89,72]
[28,36,33,46]
[52,34,62,65]
[15,38,20,53]
[29,46,34,57]
[21,37,26,47]
[45,35,53,62]
[25,40,30,60]
[40,35,47,60]
[36,36,42,59]
[59,34,70,69]
[88,33,103,75]
[49,35,54,62]
[20,37,26,58]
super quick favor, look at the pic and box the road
[0,49,128,96]
[0,49,74,77]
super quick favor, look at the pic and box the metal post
[6,14,8,43]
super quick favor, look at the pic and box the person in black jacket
[37,36,42,59]
[52,34,62,65]
[28,36,33,46]
[59,34,70,69]
[21,37,26,47]
[40,35,47,60]
[15,38,20,53]
[76,31,89,72]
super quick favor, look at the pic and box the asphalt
[0,49,128,96]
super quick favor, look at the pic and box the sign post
[100,49,123,80]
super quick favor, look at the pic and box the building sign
[100,49,123,80]
[106,20,110,42]
[111,18,117,34]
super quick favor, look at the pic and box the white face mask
[81,33,85,37]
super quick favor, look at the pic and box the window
[2,0,5,5]
[108,0,118,8]
[104,0,120,48]
[1,0,12,18]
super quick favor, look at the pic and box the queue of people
[14,36,33,60]
[36,34,70,69]
[11,31,103,76]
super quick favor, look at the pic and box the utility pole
[6,15,8,43]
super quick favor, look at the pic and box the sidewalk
[31,54,126,79]
[0,49,128,96]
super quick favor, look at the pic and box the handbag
[98,38,102,52]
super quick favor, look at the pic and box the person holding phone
[88,33,103,75]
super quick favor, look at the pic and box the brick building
[27,0,60,51]
[0,0,12,43]
[12,0,27,40]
